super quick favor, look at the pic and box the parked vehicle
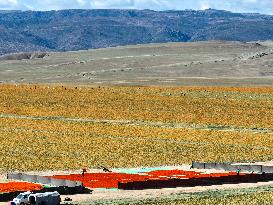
[12,191,31,205]
[12,191,61,205]
[28,191,61,205]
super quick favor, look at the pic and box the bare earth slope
[0,41,273,86]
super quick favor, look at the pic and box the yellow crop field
[0,84,272,171]
[0,84,272,128]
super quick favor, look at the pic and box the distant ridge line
[1,9,273,55]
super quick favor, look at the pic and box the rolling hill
[1,41,273,86]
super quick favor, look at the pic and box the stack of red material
[52,173,149,188]
[0,182,43,193]
[52,170,244,189]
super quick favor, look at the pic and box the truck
[12,191,61,205]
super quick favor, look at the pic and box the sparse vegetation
[0,41,272,86]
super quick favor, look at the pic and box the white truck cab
[12,191,32,205]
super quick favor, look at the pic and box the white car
[12,191,32,205]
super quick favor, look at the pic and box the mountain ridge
[1,9,273,55]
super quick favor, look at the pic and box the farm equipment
[12,191,61,205]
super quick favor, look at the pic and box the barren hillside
[0,41,273,86]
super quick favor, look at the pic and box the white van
[12,191,61,205]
